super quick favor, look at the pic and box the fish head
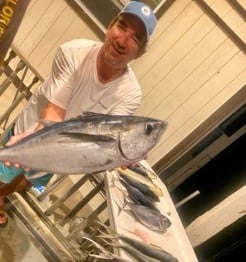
[119,117,167,161]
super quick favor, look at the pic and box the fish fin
[71,112,110,119]
[26,172,48,179]
[67,112,110,122]
[61,132,116,142]
[83,111,109,117]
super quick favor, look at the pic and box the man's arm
[34,102,65,131]
[7,101,65,143]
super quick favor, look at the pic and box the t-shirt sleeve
[42,46,74,109]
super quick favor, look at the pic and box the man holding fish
[0,1,158,227]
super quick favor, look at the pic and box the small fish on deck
[118,168,163,197]
[127,164,149,177]
[119,176,157,210]
[127,202,171,233]
[96,226,179,262]
[118,234,179,262]
[119,173,160,202]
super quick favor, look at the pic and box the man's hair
[108,15,148,57]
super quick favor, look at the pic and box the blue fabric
[0,163,24,183]
[0,130,53,186]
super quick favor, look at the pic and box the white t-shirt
[15,39,142,134]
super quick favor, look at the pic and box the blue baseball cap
[121,1,157,40]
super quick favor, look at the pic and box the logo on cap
[141,6,151,16]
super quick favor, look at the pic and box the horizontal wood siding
[12,0,100,77]
[132,0,245,166]
[10,0,245,169]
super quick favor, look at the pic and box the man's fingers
[120,165,127,170]
[128,162,137,167]
[4,161,11,167]
[4,161,29,171]
[4,161,21,169]
[6,135,21,146]
[14,163,21,168]
[6,132,31,147]
[121,162,137,170]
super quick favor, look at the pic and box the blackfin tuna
[0,112,167,174]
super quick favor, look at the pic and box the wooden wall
[11,0,245,169]
[12,0,101,77]
[133,0,245,168]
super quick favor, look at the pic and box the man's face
[102,14,146,69]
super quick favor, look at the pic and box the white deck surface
[105,160,198,262]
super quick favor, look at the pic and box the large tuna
[0,112,167,174]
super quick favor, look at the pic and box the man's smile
[112,44,125,55]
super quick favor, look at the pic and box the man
[0,1,157,227]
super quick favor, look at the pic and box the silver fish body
[0,113,166,174]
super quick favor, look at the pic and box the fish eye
[145,123,154,135]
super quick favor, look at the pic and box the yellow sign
[0,0,30,65]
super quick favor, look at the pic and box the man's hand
[120,155,147,170]
[5,132,31,147]
[121,162,137,170]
